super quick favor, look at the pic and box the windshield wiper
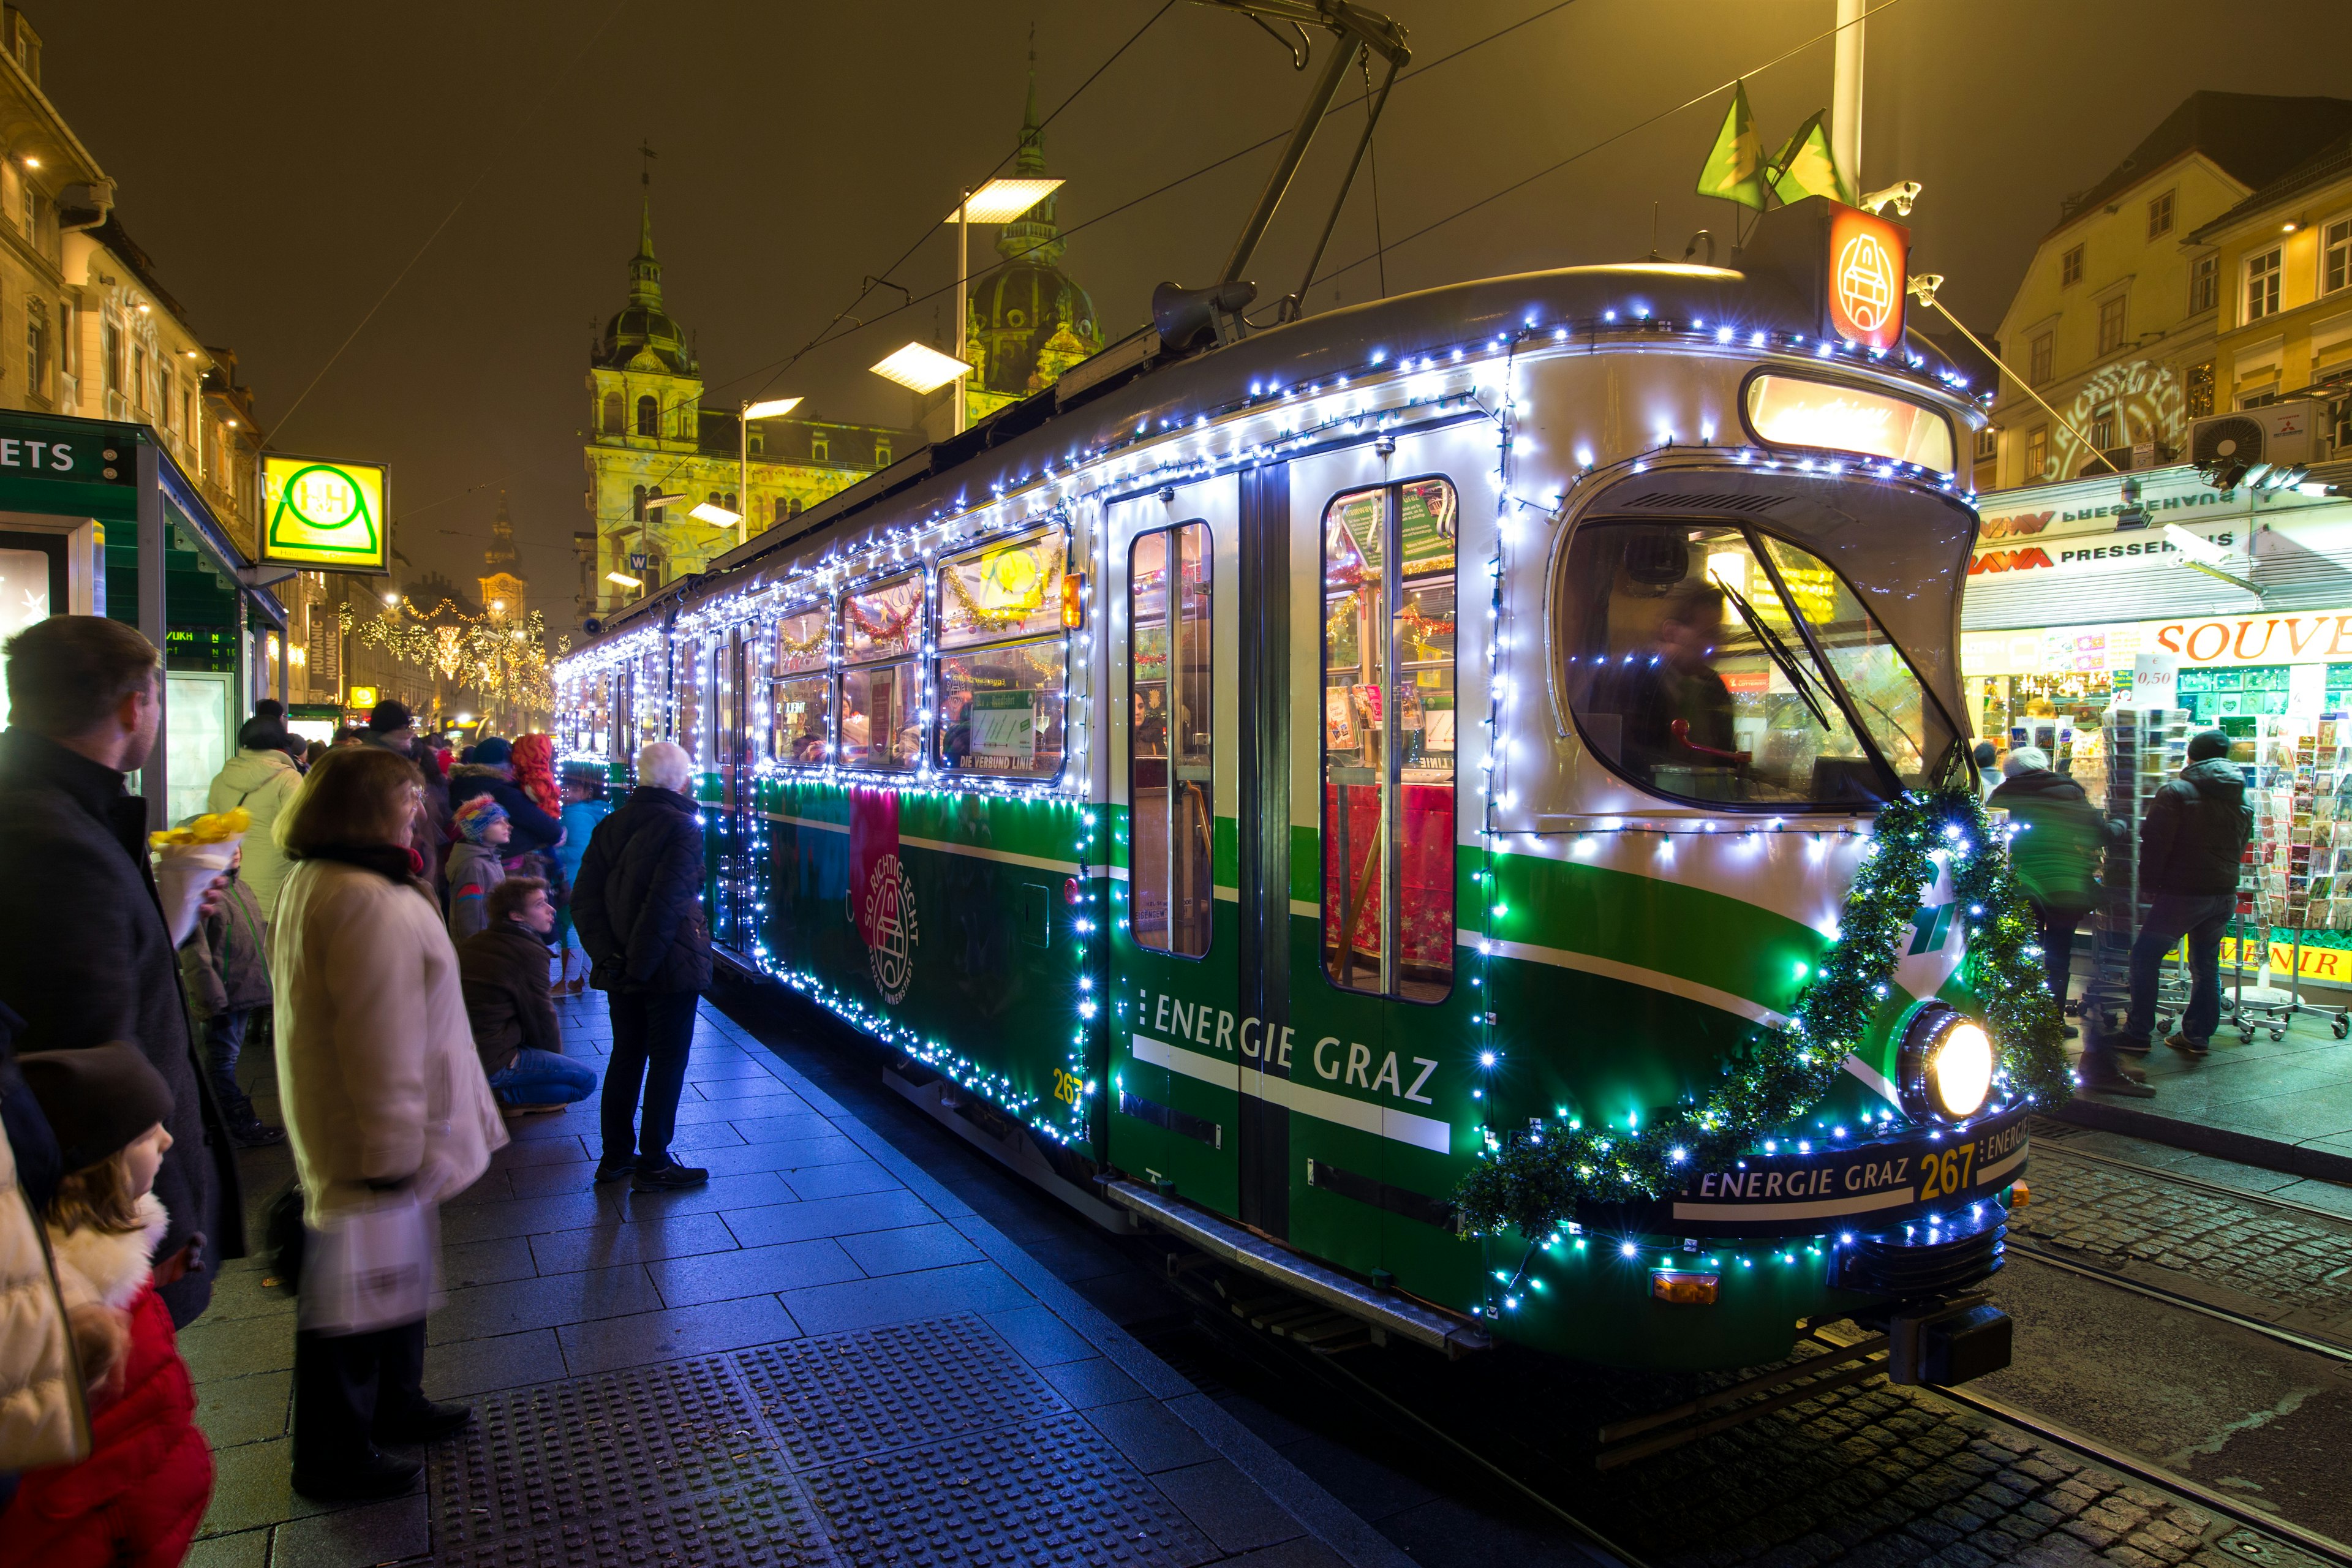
[1712,575,1834,731]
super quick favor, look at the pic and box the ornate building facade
[479,490,527,617]
[578,203,918,624]
[960,74,1103,424]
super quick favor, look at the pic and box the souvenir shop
[1961,461,2352,979]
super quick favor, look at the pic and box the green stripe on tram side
[733,775,1100,1155]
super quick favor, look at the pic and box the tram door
[1107,469,1300,1234]
[713,626,759,958]
[1284,444,1472,1284]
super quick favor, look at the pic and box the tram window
[1754,536,1958,786]
[1129,522,1213,958]
[673,638,703,763]
[636,642,664,755]
[935,529,1071,780]
[839,571,925,771]
[773,605,831,765]
[1321,478,1456,1003]
[1560,522,1954,805]
[939,528,1065,650]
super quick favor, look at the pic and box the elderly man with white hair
[571,742,714,1189]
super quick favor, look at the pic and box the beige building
[577,203,917,624]
[1986,93,2352,492]
[2187,127,2352,423]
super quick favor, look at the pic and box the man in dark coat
[573,741,710,1193]
[444,736,562,856]
[0,616,244,1325]
[2101,728,2253,1092]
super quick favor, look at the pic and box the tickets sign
[262,454,390,571]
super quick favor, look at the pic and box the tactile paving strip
[430,1480,834,1568]
[428,1354,831,1564]
[733,1315,1071,1467]
[800,1414,1217,1568]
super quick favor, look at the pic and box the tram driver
[1607,581,1740,794]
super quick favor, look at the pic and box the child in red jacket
[4,1044,214,1568]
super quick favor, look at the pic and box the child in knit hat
[446,795,510,943]
[9,1044,214,1566]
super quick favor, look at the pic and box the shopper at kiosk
[2103,729,2253,1087]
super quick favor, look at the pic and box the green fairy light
[1453,788,2070,1242]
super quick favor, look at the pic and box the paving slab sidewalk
[2062,1009,2352,1183]
[184,992,1414,1568]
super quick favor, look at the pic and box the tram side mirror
[1153,280,1259,356]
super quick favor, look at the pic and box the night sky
[37,1,2352,620]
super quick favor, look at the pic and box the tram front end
[1464,285,2057,1378]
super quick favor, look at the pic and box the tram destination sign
[1738,196,1910,355]
[1581,1102,2029,1238]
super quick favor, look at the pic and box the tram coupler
[1861,1295,2013,1387]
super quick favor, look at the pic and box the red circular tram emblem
[1835,231,1896,334]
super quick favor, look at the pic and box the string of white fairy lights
[555,303,1992,1150]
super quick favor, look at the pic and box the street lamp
[703,396,807,548]
[867,178,1064,437]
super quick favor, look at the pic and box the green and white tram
[555,199,2057,1377]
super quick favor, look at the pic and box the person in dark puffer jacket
[1986,746,2124,1022]
[572,742,710,1193]
[2103,729,2253,1090]
[8,1046,214,1568]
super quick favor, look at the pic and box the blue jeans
[487,1047,598,1108]
[2124,892,2237,1045]
[204,1009,258,1125]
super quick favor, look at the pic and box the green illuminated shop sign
[0,417,138,485]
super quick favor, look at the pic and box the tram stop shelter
[0,409,288,830]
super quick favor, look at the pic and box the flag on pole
[1695,80,1768,211]
[1768,111,1855,206]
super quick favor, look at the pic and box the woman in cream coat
[270,745,506,1503]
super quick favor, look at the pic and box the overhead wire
[1306,0,1909,296]
[273,0,636,439]
[614,0,1183,530]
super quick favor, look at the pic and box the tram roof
[576,257,1980,650]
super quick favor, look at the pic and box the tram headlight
[1898,1004,1995,1123]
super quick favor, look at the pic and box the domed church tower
[965,58,1103,423]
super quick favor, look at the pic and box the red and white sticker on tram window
[1825,202,1907,352]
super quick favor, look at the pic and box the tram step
[1102,1178,1491,1358]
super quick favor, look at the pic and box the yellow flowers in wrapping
[150,807,249,850]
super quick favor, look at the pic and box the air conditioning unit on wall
[2190,401,2327,469]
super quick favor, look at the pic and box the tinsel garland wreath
[1453,788,2070,1243]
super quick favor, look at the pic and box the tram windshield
[1561,521,1961,806]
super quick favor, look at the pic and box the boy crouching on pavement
[460,876,597,1116]
[176,843,284,1147]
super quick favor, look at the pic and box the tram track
[2026,1132,2352,1228]
[2003,1237,2352,1362]
[1920,1379,2352,1568]
[1165,1245,2352,1568]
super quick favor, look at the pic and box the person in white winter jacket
[269,745,507,1504]
[206,720,304,919]
[0,1031,84,1501]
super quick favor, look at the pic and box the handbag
[296,1189,438,1335]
